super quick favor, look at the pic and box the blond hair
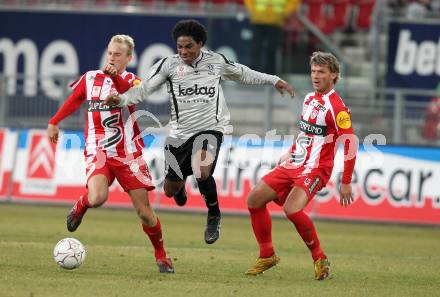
[310,51,341,84]
[109,34,134,56]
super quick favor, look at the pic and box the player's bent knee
[283,187,309,214]
[135,206,155,225]
[283,203,293,215]
[163,180,184,197]
[247,188,264,209]
[139,212,155,225]
[195,171,211,182]
[164,187,176,197]
[88,193,107,207]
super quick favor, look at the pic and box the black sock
[197,176,220,217]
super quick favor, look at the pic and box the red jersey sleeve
[48,75,86,125]
[332,98,357,184]
[111,74,141,94]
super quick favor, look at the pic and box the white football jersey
[118,50,280,139]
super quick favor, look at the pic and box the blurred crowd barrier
[1,128,439,225]
[1,5,440,146]
[0,74,437,145]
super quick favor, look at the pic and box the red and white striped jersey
[286,89,356,184]
[68,70,144,159]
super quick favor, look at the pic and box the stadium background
[1,0,439,225]
[1,1,440,297]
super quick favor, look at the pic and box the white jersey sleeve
[118,58,169,106]
[219,54,280,85]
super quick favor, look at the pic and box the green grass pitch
[1,203,439,297]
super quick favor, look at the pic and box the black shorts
[164,130,223,181]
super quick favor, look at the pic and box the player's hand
[47,124,60,144]
[275,79,295,98]
[104,95,121,106]
[103,63,118,77]
[339,183,354,207]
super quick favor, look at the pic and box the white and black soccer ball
[53,238,86,269]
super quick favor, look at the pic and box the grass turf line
[0,203,439,297]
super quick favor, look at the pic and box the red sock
[79,194,91,208]
[287,210,326,261]
[249,206,274,258]
[142,218,166,260]
[73,193,90,214]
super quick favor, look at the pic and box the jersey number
[291,135,312,165]
[99,114,122,149]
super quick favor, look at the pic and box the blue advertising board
[0,10,250,102]
[386,20,440,90]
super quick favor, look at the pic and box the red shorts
[85,154,155,192]
[262,165,329,206]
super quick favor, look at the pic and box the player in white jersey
[47,35,174,273]
[104,19,294,245]
[245,52,357,280]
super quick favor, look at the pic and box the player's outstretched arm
[47,124,60,144]
[47,77,86,144]
[221,58,294,98]
[105,66,168,107]
[275,79,295,98]
[104,95,122,106]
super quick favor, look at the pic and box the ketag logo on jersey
[178,84,216,98]
[311,109,319,119]
[92,86,102,98]
[336,111,352,129]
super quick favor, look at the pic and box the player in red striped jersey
[245,52,357,280]
[47,35,174,273]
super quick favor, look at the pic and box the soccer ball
[53,238,86,269]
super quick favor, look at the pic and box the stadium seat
[304,0,324,26]
[332,0,351,30]
[303,0,336,34]
[187,0,205,5]
[94,0,107,5]
[356,0,375,30]
[24,0,39,5]
[164,0,179,4]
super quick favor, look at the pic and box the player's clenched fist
[103,63,118,77]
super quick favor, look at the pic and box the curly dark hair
[172,19,208,45]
